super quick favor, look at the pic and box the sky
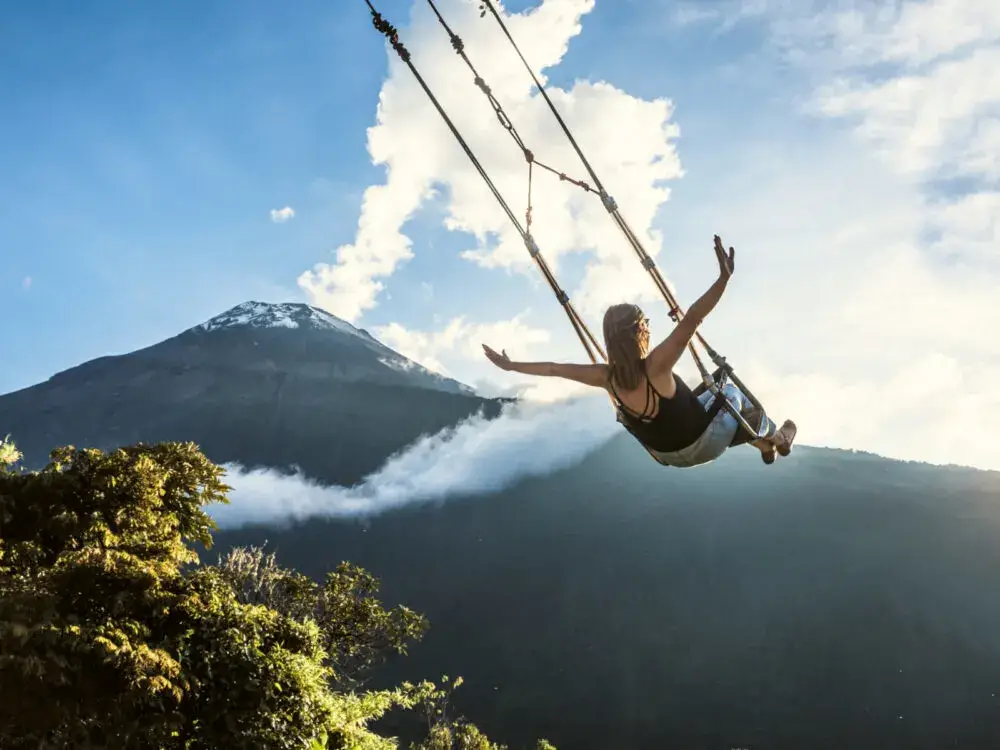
[2,0,998,471]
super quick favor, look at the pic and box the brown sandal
[774,420,797,457]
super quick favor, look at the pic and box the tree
[0,434,21,468]
[0,439,553,749]
[216,545,428,692]
[405,677,557,750]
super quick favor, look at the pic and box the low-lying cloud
[213,395,618,529]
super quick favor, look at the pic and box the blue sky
[3,0,998,470]
[2,0,789,389]
[3,0,390,386]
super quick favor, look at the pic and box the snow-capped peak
[196,301,367,339]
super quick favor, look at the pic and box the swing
[364,0,774,466]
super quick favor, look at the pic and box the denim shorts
[645,383,770,468]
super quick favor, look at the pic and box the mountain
[5,301,1000,748]
[0,301,504,484]
[214,441,1000,750]
[192,301,472,396]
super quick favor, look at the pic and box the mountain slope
[214,440,1000,750]
[8,298,1000,748]
[0,301,503,484]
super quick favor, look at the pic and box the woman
[482,237,796,466]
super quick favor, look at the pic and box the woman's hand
[713,235,735,281]
[482,344,514,371]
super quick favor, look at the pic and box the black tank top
[610,364,714,452]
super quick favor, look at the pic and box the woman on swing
[482,236,797,466]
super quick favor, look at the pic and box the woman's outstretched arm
[482,345,609,388]
[646,235,735,377]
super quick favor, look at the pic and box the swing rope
[425,0,766,438]
[364,0,766,455]
[365,0,603,367]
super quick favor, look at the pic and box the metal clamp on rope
[473,76,490,95]
[525,235,541,258]
[600,191,618,213]
[708,350,728,368]
[641,257,655,270]
[556,290,570,305]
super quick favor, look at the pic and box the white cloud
[815,45,1000,182]
[270,206,296,223]
[668,0,771,32]
[777,0,1000,273]
[807,0,1000,68]
[927,191,1000,263]
[298,0,684,322]
[374,310,608,403]
[696,0,1000,470]
[214,395,618,528]
[292,0,1000,473]
[473,375,595,404]
[745,352,1000,471]
[670,4,724,27]
[374,313,552,376]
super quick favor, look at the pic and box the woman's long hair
[603,303,649,391]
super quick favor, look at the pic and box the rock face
[0,301,502,485]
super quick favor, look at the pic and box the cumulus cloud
[270,206,296,223]
[213,395,618,528]
[298,0,683,322]
[291,0,999,474]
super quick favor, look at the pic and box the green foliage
[0,434,22,468]
[0,439,547,749]
[404,677,555,750]
[407,677,503,750]
[216,545,429,691]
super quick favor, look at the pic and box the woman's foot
[773,419,797,457]
[752,438,777,464]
